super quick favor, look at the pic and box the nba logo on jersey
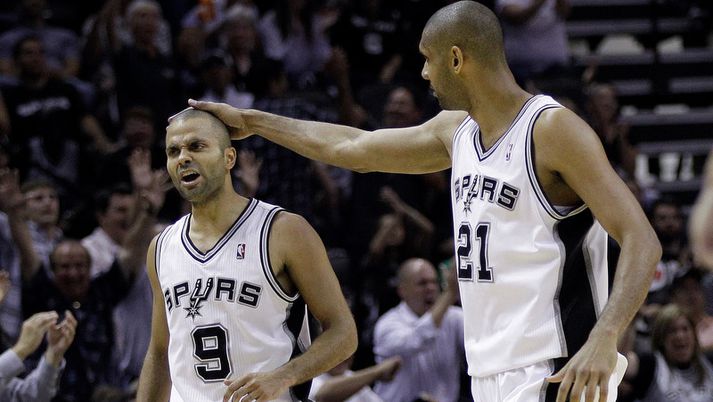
[236,243,246,259]
[505,143,514,161]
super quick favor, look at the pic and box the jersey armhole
[524,105,587,221]
[260,208,298,303]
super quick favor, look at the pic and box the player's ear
[225,147,236,170]
[451,46,463,73]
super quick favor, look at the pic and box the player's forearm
[136,348,171,402]
[272,318,357,388]
[590,231,660,340]
[243,109,370,172]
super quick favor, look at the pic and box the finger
[584,373,599,402]
[223,378,249,401]
[555,371,575,402]
[598,377,609,402]
[569,371,589,402]
[188,99,220,112]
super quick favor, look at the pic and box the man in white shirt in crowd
[373,258,464,402]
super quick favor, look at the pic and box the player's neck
[469,76,531,149]
[190,189,248,235]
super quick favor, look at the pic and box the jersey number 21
[457,222,494,282]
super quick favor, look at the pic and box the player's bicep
[146,235,170,351]
[349,111,465,174]
[271,213,353,328]
[536,109,647,241]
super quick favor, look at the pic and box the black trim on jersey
[545,210,601,400]
[180,198,257,263]
[283,299,312,401]
[524,105,587,221]
[259,207,297,303]
[473,95,537,161]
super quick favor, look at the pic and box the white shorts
[470,353,628,402]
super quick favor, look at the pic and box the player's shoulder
[424,110,469,131]
[270,211,317,244]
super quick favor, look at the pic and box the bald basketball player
[136,108,356,402]
[189,2,660,401]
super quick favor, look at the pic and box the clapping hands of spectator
[0,270,10,305]
[0,168,24,214]
[45,311,77,367]
[12,311,59,360]
[233,150,262,198]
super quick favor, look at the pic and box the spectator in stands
[0,0,80,78]
[671,269,713,355]
[0,300,77,402]
[622,304,713,401]
[1,35,114,209]
[96,106,164,189]
[258,0,332,90]
[372,258,463,402]
[690,150,713,270]
[112,0,178,127]
[496,0,571,84]
[330,0,403,89]
[20,179,63,268]
[198,50,253,109]
[585,82,637,178]
[0,167,30,344]
[1,167,161,401]
[646,198,691,306]
[221,4,271,100]
[309,355,402,402]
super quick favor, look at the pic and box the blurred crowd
[0,0,711,401]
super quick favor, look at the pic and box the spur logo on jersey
[236,243,246,259]
[164,277,263,320]
[454,173,520,213]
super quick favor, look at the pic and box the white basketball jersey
[450,95,613,377]
[155,199,311,401]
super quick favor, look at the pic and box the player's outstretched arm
[223,212,357,402]
[136,236,172,402]
[188,99,464,175]
[537,108,660,402]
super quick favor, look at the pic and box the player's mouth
[180,170,202,187]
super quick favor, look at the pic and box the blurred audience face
[124,114,155,149]
[397,259,440,316]
[383,87,422,128]
[128,1,161,45]
[225,11,257,54]
[16,38,46,78]
[652,202,683,242]
[98,193,134,244]
[663,315,696,366]
[24,185,59,227]
[587,84,619,123]
[51,241,92,301]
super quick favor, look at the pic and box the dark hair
[94,184,133,214]
[20,178,56,194]
[648,196,681,219]
[12,34,42,60]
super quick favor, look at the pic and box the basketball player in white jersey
[135,108,357,402]
[189,2,661,402]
